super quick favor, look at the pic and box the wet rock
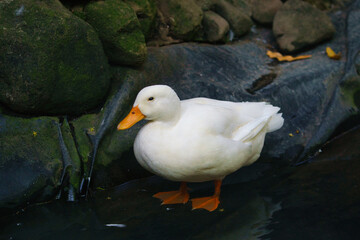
[0,106,84,211]
[0,114,61,210]
[156,0,203,41]
[124,0,157,40]
[0,0,111,115]
[273,0,335,53]
[203,11,229,42]
[251,0,283,25]
[213,0,253,37]
[84,0,147,66]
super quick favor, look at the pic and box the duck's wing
[232,116,271,142]
[183,97,284,140]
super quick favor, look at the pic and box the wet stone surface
[1,126,359,240]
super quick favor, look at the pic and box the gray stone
[203,11,229,42]
[252,0,282,25]
[213,0,253,37]
[273,0,335,53]
[227,0,252,16]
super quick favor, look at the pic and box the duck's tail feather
[267,113,284,132]
[232,116,271,142]
[232,104,284,142]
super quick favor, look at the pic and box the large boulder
[84,0,147,66]
[273,0,335,53]
[156,0,203,41]
[0,0,111,115]
[213,0,253,37]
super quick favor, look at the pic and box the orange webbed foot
[191,179,222,212]
[153,182,189,205]
[191,195,220,211]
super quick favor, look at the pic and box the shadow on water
[1,127,360,240]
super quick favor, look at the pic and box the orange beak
[117,106,145,130]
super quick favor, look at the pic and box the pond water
[1,127,360,240]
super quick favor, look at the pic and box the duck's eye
[148,97,154,101]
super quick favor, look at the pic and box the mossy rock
[340,75,360,110]
[124,0,157,40]
[0,0,111,115]
[84,0,147,66]
[0,114,62,209]
[0,111,84,210]
[157,0,203,41]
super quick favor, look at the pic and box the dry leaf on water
[326,47,341,60]
[267,50,312,62]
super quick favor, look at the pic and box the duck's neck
[161,101,181,125]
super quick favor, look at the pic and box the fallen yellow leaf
[326,47,341,60]
[267,50,312,62]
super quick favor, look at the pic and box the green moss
[0,113,64,207]
[84,0,147,66]
[71,114,100,174]
[340,76,360,110]
[0,0,110,115]
[167,0,203,40]
[155,0,204,40]
[124,0,157,40]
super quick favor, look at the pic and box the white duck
[117,85,284,211]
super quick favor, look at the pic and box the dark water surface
[1,127,360,240]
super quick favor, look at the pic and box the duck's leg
[153,182,189,205]
[191,180,221,211]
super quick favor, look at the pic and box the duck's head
[117,85,181,130]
